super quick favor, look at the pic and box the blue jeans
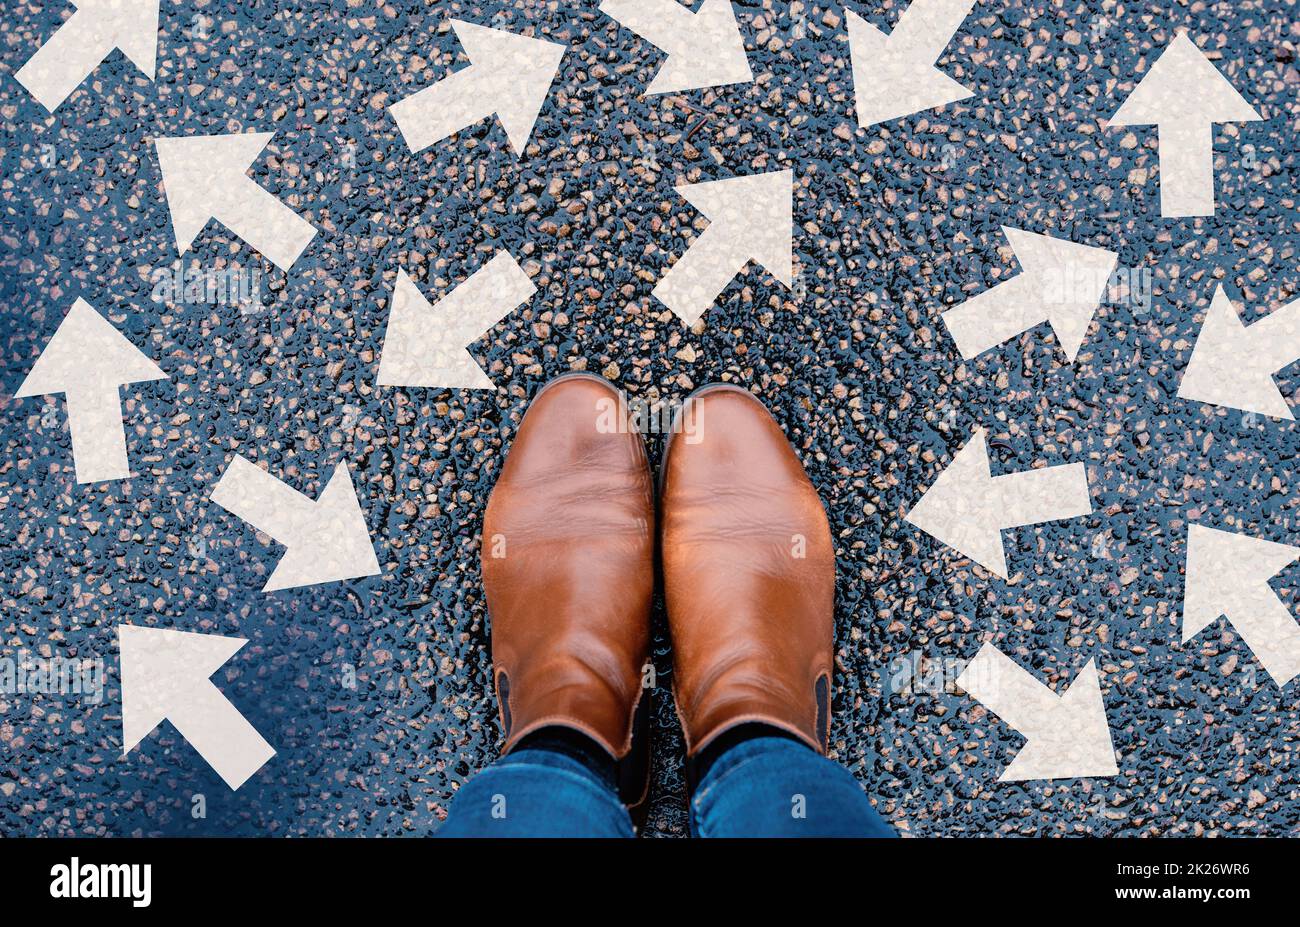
[438,735,897,838]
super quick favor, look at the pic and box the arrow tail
[1157,121,1214,217]
[210,456,316,546]
[214,180,316,273]
[992,462,1091,529]
[600,0,695,49]
[389,65,493,154]
[65,387,130,483]
[168,680,275,790]
[957,643,1059,736]
[941,276,1043,359]
[890,0,977,61]
[15,8,111,111]
[653,223,751,325]
[1228,589,1300,687]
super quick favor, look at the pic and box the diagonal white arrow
[15,0,159,112]
[389,19,566,155]
[1108,31,1261,217]
[653,168,793,326]
[905,427,1092,578]
[154,131,317,272]
[600,0,752,94]
[119,624,275,791]
[210,456,380,592]
[376,252,535,390]
[847,0,977,128]
[957,642,1118,782]
[941,227,1118,363]
[16,297,167,484]
[1178,283,1300,420]
[1183,524,1300,687]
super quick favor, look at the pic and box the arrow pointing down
[119,624,275,791]
[957,642,1118,782]
[389,19,566,155]
[905,427,1092,578]
[600,0,752,94]
[1183,524,1300,687]
[210,456,380,592]
[16,297,167,484]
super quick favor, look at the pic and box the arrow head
[16,298,166,397]
[847,9,973,128]
[119,624,248,754]
[905,427,1007,577]
[677,169,793,284]
[154,131,275,256]
[1179,284,1295,420]
[1109,31,1261,127]
[1183,524,1300,642]
[1002,227,1118,363]
[450,20,566,153]
[642,0,753,95]
[264,463,381,591]
[1000,659,1118,782]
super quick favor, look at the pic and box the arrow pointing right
[905,427,1092,578]
[210,456,381,592]
[941,227,1118,363]
[389,20,566,155]
[600,0,752,94]
[957,643,1118,782]
[15,0,159,112]
[1108,31,1262,217]
[119,624,275,791]
[653,169,793,326]
[1183,524,1300,687]
[154,131,318,272]
[1178,283,1300,420]
[847,0,977,128]
[15,297,167,484]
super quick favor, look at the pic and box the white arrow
[847,0,976,128]
[154,131,317,272]
[15,297,166,484]
[957,643,1118,782]
[1178,283,1300,420]
[210,455,380,592]
[389,19,566,155]
[1108,31,1261,217]
[377,252,535,390]
[15,0,159,112]
[1183,524,1300,687]
[119,624,274,790]
[941,227,1118,363]
[653,169,792,326]
[600,0,752,94]
[905,427,1092,578]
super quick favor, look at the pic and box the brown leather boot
[481,374,654,789]
[661,384,835,757]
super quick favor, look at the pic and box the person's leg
[688,726,896,838]
[438,728,634,838]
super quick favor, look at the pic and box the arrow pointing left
[154,131,318,272]
[210,455,381,592]
[119,624,275,790]
[653,168,793,326]
[957,643,1118,782]
[15,0,160,112]
[16,297,167,484]
[600,0,752,94]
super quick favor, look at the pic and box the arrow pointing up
[1178,284,1300,420]
[210,456,381,592]
[389,20,566,155]
[377,252,535,390]
[847,0,977,128]
[154,131,318,272]
[653,168,793,326]
[15,0,159,112]
[16,298,166,484]
[941,227,1118,363]
[119,624,275,790]
[600,0,752,94]
[1183,524,1300,687]
[957,643,1118,782]
[1108,31,1261,217]
[905,427,1092,578]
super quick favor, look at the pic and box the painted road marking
[600,0,752,95]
